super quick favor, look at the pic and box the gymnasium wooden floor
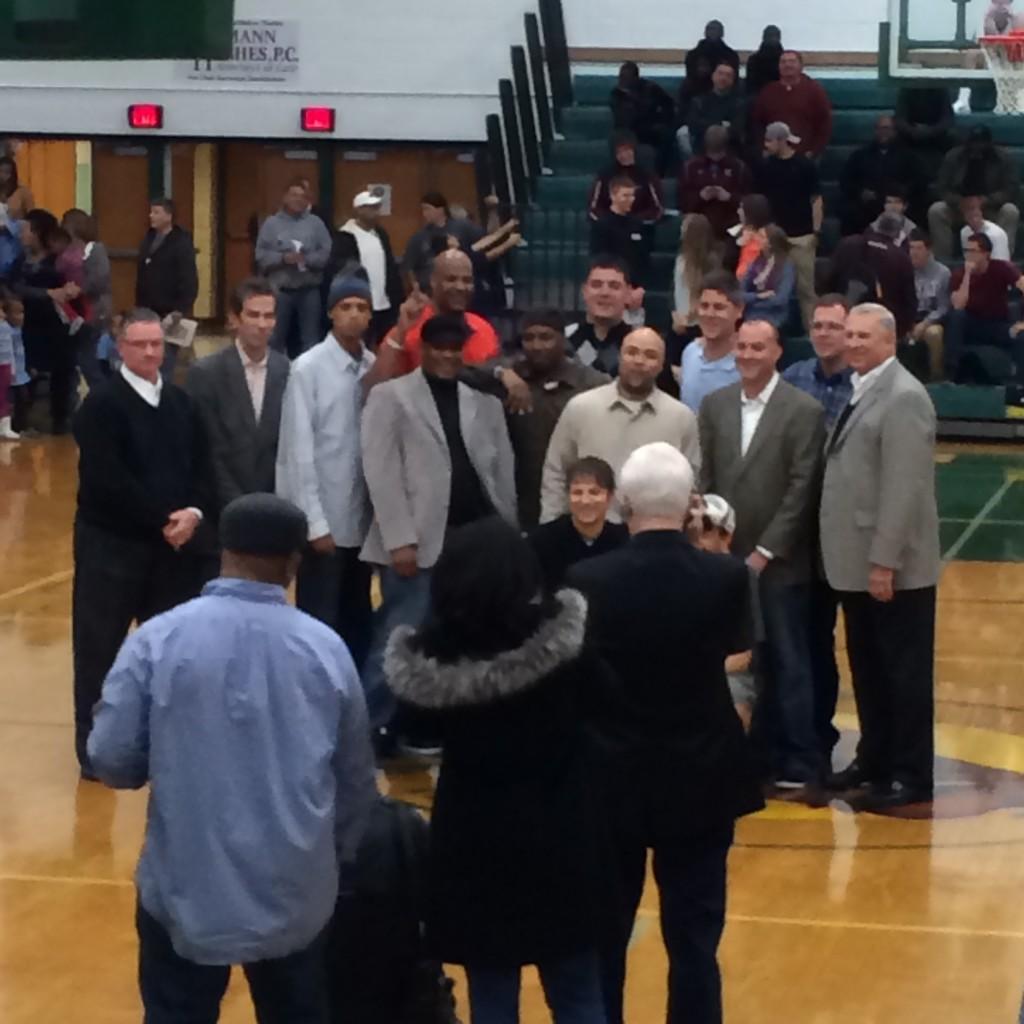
[2,438,1024,1024]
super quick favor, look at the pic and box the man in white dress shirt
[276,274,376,669]
[699,320,826,793]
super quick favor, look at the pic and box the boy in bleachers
[589,177,652,289]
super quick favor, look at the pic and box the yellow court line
[0,873,131,887]
[0,569,72,604]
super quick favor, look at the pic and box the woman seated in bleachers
[740,224,796,328]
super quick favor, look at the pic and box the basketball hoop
[979,33,1024,113]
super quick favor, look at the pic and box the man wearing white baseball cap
[753,121,823,331]
[327,189,404,346]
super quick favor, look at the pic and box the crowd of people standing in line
[68,198,938,1019]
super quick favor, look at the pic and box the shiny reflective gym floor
[3,439,1024,1024]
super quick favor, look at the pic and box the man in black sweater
[135,197,199,381]
[590,177,652,289]
[72,308,213,779]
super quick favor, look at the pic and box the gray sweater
[913,256,951,325]
[255,208,332,290]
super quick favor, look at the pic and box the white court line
[0,873,131,887]
[942,479,1015,564]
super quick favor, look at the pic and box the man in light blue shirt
[88,493,376,1023]
[276,274,376,669]
[679,270,743,413]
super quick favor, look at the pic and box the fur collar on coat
[384,589,587,710]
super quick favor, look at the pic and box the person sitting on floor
[530,456,629,591]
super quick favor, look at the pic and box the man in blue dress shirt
[783,293,854,765]
[88,493,377,1024]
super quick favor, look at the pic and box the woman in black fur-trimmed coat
[385,517,611,1023]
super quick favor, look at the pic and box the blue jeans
[753,580,820,784]
[272,286,324,358]
[467,951,606,1024]
[136,901,329,1024]
[361,567,432,729]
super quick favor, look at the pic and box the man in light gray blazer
[185,279,289,512]
[700,320,826,793]
[821,302,940,812]
[360,313,517,743]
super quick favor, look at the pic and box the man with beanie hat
[89,492,377,1024]
[276,271,376,667]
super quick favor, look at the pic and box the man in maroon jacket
[751,51,833,158]
[679,125,751,238]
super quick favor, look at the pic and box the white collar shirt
[235,340,269,420]
[850,355,896,405]
[120,363,162,408]
[739,372,780,456]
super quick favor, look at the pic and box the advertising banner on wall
[179,19,299,85]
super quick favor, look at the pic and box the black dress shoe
[850,782,933,813]
[825,760,870,791]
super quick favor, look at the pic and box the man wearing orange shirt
[365,249,499,390]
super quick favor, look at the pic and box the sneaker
[773,778,806,790]
[0,416,20,440]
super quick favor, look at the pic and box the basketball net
[980,33,1024,113]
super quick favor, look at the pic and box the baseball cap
[765,121,801,146]
[702,494,736,534]
[354,190,383,208]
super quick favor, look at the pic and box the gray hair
[618,443,694,521]
[120,307,162,336]
[874,213,903,239]
[849,302,896,336]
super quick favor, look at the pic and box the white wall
[0,0,527,141]
[563,0,889,53]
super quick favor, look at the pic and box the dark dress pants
[808,578,841,764]
[602,825,734,1024]
[295,546,373,672]
[72,521,203,770]
[137,902,329,1024]
[840,587,936,792]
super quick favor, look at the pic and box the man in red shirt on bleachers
[751,50,833,159]
[366,248,499,390]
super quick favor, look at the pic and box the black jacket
[327,222,404,311]
[839,142,925,208]
[385,591,612,967]
[530,516,629,591]
[135,225,199,318]
[568,531,764,846]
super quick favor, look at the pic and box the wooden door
[92,142,150,316]
[15,139,76,216]
[221,142,319,308]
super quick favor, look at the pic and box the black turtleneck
[424,372,493,529]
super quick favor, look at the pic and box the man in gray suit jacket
[700,320,826,793]
[821,302,940,811]
[360,314,517,745]
[185,279,289,512]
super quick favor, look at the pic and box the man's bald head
[430,248,474,313]
[618,327,665,398]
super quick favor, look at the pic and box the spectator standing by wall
[256,181,332,359]
[136,198,199,380]
[684,62,746,157]
[929,127,1021,261]
[753,123,822,330]
[62,208,111,390]
[685,20,740,81]
[328,190,404,347]
[610,61,675,173]
[402,192,484,292]
[0,155,33,220]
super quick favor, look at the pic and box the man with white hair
[821,302,939,812]
[568,442,764,1024]
[539,327,700,522]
